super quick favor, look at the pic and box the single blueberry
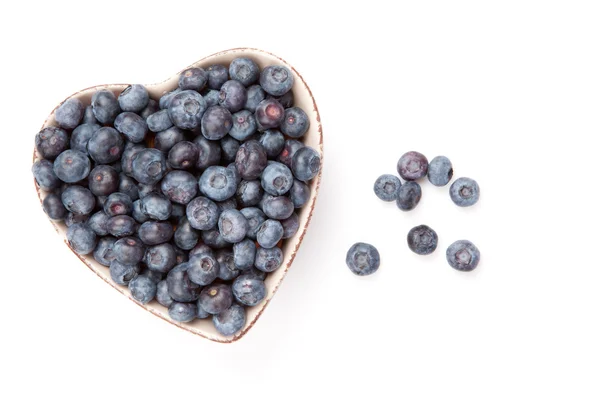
[91,90,120,124]
[131,148,167,185]
[88,165,119,196]
[427,156,453,187]
[219,80,247,112]
[213,303,246,336]
[147,109,173,132]
[35,127,69,160]
[93,236,117,266]
[201,106,233,140]
[193,136,222,170]
[88,211,110,236]
[167,263,201,302]
[255,98,284,131]
[188,252,220,286]
[233,239,256,271]
[202,229,231,249]
[206,64,229,90]
[118,84,149,113]
[233,275,266,306]
[140,99,160,120]
[104,192,133,217]
[168,141,198,170]
[449,177,480,207]
[138,221,173,245]
[199,283,233,315]
[196,303,211,319]
[120,143,145,178]
[140,193,172,220]
[83,105,99,124]
[42,193,67,220]
[156,280,174,307]
[186,196,220,230]
[407,225,438,255]
[240,207,266,240]
[218,209,249,243]
[173,217,198,251]
[128,275,157,304]
[291,146,321,182]
[154,127,185,153]
[119,174,140,201]
[374,174,402,202]
[198,166,237,201]
[159,88,181,109]
[179,67,207,91]
[281,212,300,239]
[235,140,267,180]
[168,302,197,323]
[289,180,310,208]
[261,162,293,196]
[396,181,422,211]
[236,180,263,208]
[259,130,285,159]
[346,243,380,276]
[227,163,241,186]
[114,112,148,143]
[132,199,149,223]
[110,260,139,286]
[216,249,240,280]
[256,219,283,249]
[244,85,266,112]
[397,151,428,181]
[106,215,137,237]
[61,185,95,215]
[55,98,84,129]
[262,195,294,220]
[260,65,294,96]
[220,136,240,164]
[160,170,197,205]
[229,58,260,86]
[280,107,309,138]
[254,246,283,272]
[113,236,145,265]
[32,159,61,191]
[67,222,97,255]
[168,90,207,130]
[202,89,221,107]
[145,243,177,274]
[87,127,124,164]
[277,139,304,168]
[446,240,480,272]
[70,123,101,154]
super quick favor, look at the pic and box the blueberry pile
[346,151,480,275]
[33,58,321,336]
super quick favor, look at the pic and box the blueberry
[196,303,210,319]
[119,174,140,201]
[244,268,267,281]
[32,159,61,191]
[240,207,266,240]
[91,90,120,124]
[202,229,231,249]
[449,177,480,207]
[206,64,229,90]
[132,199,149,223]
[65,212,90,227]
[138,182,159,199]
[218,209,249,244]
[87,127,124,164]
[187,253,220,286]
[168,302,197,322]
[227,163,241,185]
[93,236,117,266]
[262,195,294,220]
[67,222,97,255]
[277,140,304,169]
[396,181,422,211]
[289,180,310,208]
[199,283,233,315]
[88,165,119,196]
[83,105,99,124]
[427,156,453,187]
[219,80,247,113]
[446,240,480,272]
[270,90,294,108]
[261,162,293,196]
[216,249,240,280]
[167,263,201,302]
[189,243,214,258]
[173,216,198,250]
[236,180,263,207]
[36,127,69,160]
[199,166,237,201]
[138,221,173,245]
[255,246,283,272]
[106,215,137,237]
[131,148,167,185]
[145,243,177,274]
[154,127,185,153]
[291,146,321,182]
[346,243,380,276]
[104,192,133,216]
[407,225,438,255]
[156,280,174,307]
[280,107,309,138]
[70,123,101,154]
[256,219,283,248]
[147,110,174,133]
[281,212,300,239]
[233,239,256,271]
[128,275,157,304]
[114,112,148,143]
[158,171,196,206]
[186,196,220,230]
[61,185,95,215]
[217,196,238,212]
[141,269,164,284]
[159,88,182,110]
[259,130,285,158]
[110,260,139,286]
[374,174,402,202]
[199,106,232,140]
[213,303,245,336]
[232,275,266,306]
[88,211,110,236]
[55,98,84,129]
[235,140,267,180]
[120,145,144,178]
[220,136,240,164]
[140,99,160,120]
[113,236,145,264]
[117,84,149,113]
[255,99,284,131]
[42,193,67,220]
[397,151,428,181]
[202,89,221,107]
[168,90,207,130]
[179,67,207,91]
[166,141,197,171]
[193,136,222,170]
[141,193,172,220]
[260,65,294,96]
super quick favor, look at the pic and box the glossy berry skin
[138,221,173,245]
[167,263,201,302]
[373,174,402,202]
[160,170,197,205]
[55,98,84,129]
[106,215,137,237]
[218,209,249,243]
[118,84,149,113]
[256,219,283,249]
[113,236,145,265]
[93,236,117,266]
[259,130,285,158]
[91,90,120,124]
[233,239,256,271]
[140,99,160,120]
[219,80,247,112]
[206,64,229,90]
[427,156,453,187]
[202,229,231,250]
[61,186,95,215]
[42,193,67,220]
[449,177,480,207]
[193,136,222,170]
[261,162,293,196]
[280,107,309,138]
[167,141,198,170]
[233,275,266,306]
[240,207,266,240]
[244,85,266,112]
[260,65,294,96]
[213,303,245,336]
[199,283,233,315]
[114,112,147,143]
[255,246,283,272]
[67,222,97,255]
[199,166,237,201]
[179,67,207,91]
[141,193,172,220]
[281,212,299,239]
[255,99,284,131]
[289,180,310,208]
[220,136,240,164]
[186,196,219,230]
[229,58,260,86]
[129,275,157,304]
[346,242,380,276]
[145,243,177,274]
[397,151,428,181]
[262,195,294,220]
[277,139,304,168]
[88,165,119,196]
[109,260,139,286]
[168,90,207,130]
[36,127,69,160]
[87,127,124,164]
[119,174,139,201]
[168,302,197,323]
[70,123,100,154]
[216,249,239,280]
[104,192,133,217]
[446,240,480,272]
[236,180,263,207]
[292,146,321,182]
[156,280,174,307]
[407,225,438,255]
[202,89,220,107]
[32,159,61,191]
[88,211,110,236]
[235,140,267,180]
[147,109,173,132]
[187,253,220,286]
[201,106,232,140]
[396,181,422,211]
[132,149,167,185]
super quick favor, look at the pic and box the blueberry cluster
[33,58,321,336]
[346,151,480,275]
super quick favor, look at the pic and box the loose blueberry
[213,303,245,336]
[113,236,145,265]
[118,84,149,113]
[159,88,181,110]
[104,192,133,217]
[277,139,304,168]
[119,174,140,201]
[93,236,117,266]
[154,127,185,153]
[167,263,201,302]
[88,211,110,236]
[449,177,480,207]
[219,80,247,113]
[168,90,207,130]
[172,216,198,250]
[193,135,222,170]
[244,84,266,112]
[291,146,321,182]
[289,180,310,208]
[240,207,266,240]
[198,165,237,201]
[256,219,283,249]
[61,185,95,215]
[70,123,101,154]
[186,196,220,230]
[87,127,124,164]
[55,98,84,129]
[220,136,240,164]
[255,98,284,131]
[227,163,241,185]
[106,215,137,237]
[427,156,453,187]
[188,252,220,286]
[129,275,157,304]
[168,302,197,322]
[407,225,438,255]
[145,243,177,274]
[132,199,149,223]
[446,240,480,272]
[254,246,284,273]
[280,107,309,138]
[202,89,221,107]
[259,130,285,158]
[346,243,380,276]
[42,193,68,220]
[179,67,207,91]
[261,162,293,196]
[260,65,294,96]
[147,109,174,133]
[374,174,402,202]
[397,151,428,181]
[233,239,256,271]
[281,212,300,239]
[140,193,172,220]
[216,249,239,280]
[88,165,119,196]
[91,90,120,124]
[233,275,266,306]
[196,303,211,319]
[36,127,69,160]
[110,260,139,286]
[262,195,294,220]
[199,283,233,315]
[201,106,232,140]
[206,64,229,90]
[167,141,198,171]
[396,181,422,211]
[159,170,196,205]
[218,209,249,243]
[229,58,260,86]
[236,180,263,208]
[131,149,167,185]
[32,159,61,191]
[67,222,97,255]
[138,221,173,245]
[114,112,148,143]
[235,140,267,180]
[156,280,174,307]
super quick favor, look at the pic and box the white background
[2,1,600,399]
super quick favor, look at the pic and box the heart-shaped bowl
[33,48,323,343]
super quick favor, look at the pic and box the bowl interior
[34,48,323,343]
